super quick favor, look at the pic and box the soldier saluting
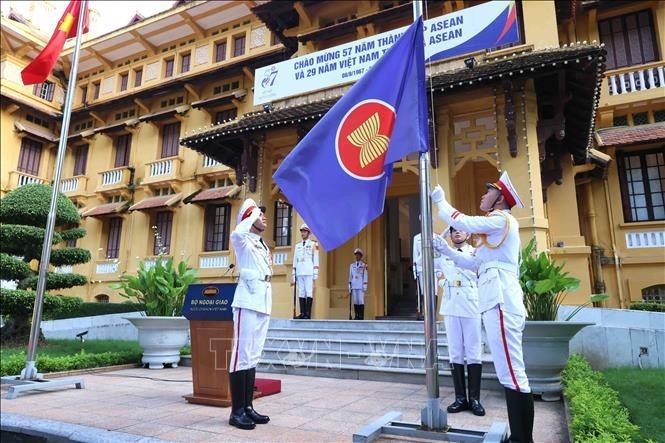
[292,223,319,319]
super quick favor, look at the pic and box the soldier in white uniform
[438,226,485,416]
[348,248,368,320]
[228,198,272,430]
[431,171,534,443]
[291,223,319,319]
[413,230,444,319]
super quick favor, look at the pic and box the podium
[182,283,236,407]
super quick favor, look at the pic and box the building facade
[1,0,663,318]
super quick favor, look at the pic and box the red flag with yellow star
[21,0,89,85]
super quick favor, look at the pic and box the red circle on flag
[335,99,395,180]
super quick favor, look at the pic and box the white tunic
[438,243,479,319]
[349,260,368,290]
[230,208,272,315]
[292,238,320,278]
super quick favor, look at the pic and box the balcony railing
[60,177,79,193]
[272,251,288,265]
[54,265,73,274]
[143,157,181,185]
[199,254,229,269]
[625,231,665,249]
[16,172,45,187]
[96,167,132,193]
[203,155,221,168]
[606,62,664,96]
[95,260,119,274]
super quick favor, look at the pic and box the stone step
[267,327,446,341]
[257,359,503,390]
[264,337,451,355]
[270,318,442,332]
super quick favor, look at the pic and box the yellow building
[1,1,663,318]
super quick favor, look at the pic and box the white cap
[237,198,258,225]
[299,223,310,232]
[354,248,363,256]
[486,171,524,209]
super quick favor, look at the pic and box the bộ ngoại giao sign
[253,0,519,105]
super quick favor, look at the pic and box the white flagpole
[413,0,446,430]
[21,0,89,380]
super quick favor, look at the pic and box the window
[33,82,55,101]
[642,284,664,304]
[180,53,190,73]
[73,144,89,176]
[204,204,231,251]
[80,85,87,104]
[120,73,129,91]
[618,149,665,222]
[599,10,658,70]
[106,217,123,259]
[274,201,292,247]
[215,40,227,62]
[164,59,174,78]
[215,108,237,124]
[160,122,181,158]
[115,133,132,167]
[154,211,173,255]
[95,294,110,303]
[17,138,43,175]
[233,35,245,57]
[134,68,143,87]
[93,82,100,99]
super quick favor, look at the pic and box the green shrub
[562,355,640,442]
[0,224,63,257]
[0,252,32,281]
[0,350,141,377]
[19,273,88,291]
[0,183,80,226]
[0,288,82,321]
[48,302,145,319]
[630,303,665,312]
[59,227,86,241]
[50,247,92,266]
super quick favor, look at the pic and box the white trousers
[482,305,530,393]
[351,289,365,305]
[444,315,482,365]
[296,275,313,298]
[229,307,270,373]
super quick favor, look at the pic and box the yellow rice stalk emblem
[346,112,389,168]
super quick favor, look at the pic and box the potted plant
[519,238,607,400]
[111,227,198,369]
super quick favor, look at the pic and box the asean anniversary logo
[335,99,395,180]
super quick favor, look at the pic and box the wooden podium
[182,283,236,407]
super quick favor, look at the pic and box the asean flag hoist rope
[273,17,428,251]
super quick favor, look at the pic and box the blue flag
[273,18,428,251]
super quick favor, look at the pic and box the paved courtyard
[1,367,568,442]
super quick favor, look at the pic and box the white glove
[442,226,451,239]
[313,273,318,281]
[432,234,445,252]
[431,185,445,203]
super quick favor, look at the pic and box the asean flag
[273,17,428,251]
[21,0,89,85]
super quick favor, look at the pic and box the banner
[254,1,518,105]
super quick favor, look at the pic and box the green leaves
[111,256,198,317]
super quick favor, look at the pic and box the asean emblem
[336,99,395,180]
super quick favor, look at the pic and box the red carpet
[254,378,281,398]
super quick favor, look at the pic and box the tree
[0,184,91,342]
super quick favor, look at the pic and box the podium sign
[183,283,237,407]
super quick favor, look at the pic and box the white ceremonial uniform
[292,238,319,299]
[433,203,530,393]
[413,233,444,289]
[229,203,272,373]
[349,260,368,305]
[438,243,482,365]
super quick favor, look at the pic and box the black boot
[353,304,360,320]
[504,387,534,443]
[447,363,468,413]
[358,304,364,320]
[229,370,255,430]
[467,363,486,416]
[296,298,306,319]
[245,368,269,424]
[305,297,313,319]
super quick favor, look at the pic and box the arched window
[95,294,110,304]
[642,285,665,304]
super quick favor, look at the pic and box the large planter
[522,321,593,401]
[126,316,189,369]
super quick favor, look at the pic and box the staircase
[259,319,502,390]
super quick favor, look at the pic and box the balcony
[7,171,46,190]
[198,252,230,269]
[601,61,665,107]
[60,176,88,200]
[95,259,120,275]
[142,156,182,187]
[96,166,132,196]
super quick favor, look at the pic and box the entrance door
[384,194,420,317]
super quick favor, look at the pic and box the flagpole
[21,0,88,380]
[413,0,446,430]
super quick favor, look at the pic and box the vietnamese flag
[21,0,89,85]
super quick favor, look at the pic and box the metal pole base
[2,375,85,400]
[421,398,446,430]
[353,411,509,443]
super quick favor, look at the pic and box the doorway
[384,194,420,317]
